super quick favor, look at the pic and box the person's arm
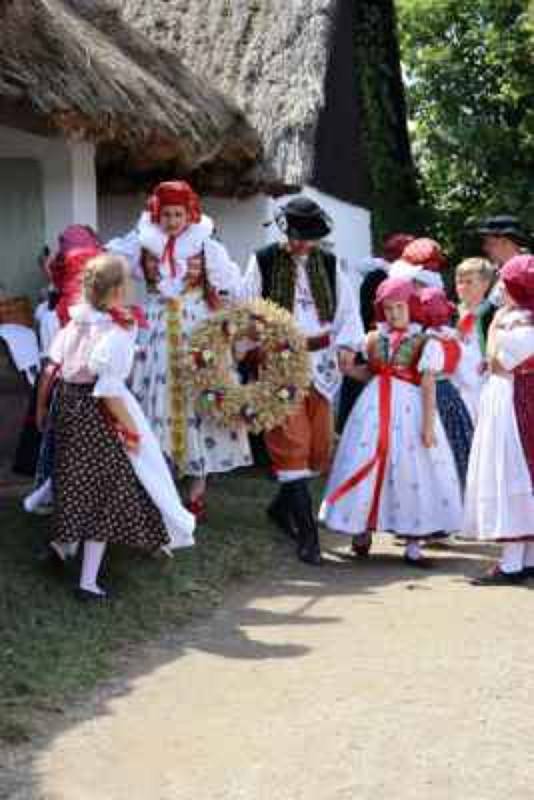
[421,372,437,448]
[331,270,365,372]
[100,396,140,454]
[90,329,140,453]
[36,362,56,432]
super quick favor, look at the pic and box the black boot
[267,485,297,541]
[290,480,322,566]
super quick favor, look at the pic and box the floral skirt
[53,382,169,549]
[514,373,534,490]
[436,379,474,492]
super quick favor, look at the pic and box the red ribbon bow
[109,305,149,330]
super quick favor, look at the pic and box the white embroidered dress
[463,310,534,540]
[320,324,463,537]
[111,213,252,477]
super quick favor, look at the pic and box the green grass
[0,471,280,744]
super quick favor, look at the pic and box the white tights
[80,541,107,595]
[500,542,534,574]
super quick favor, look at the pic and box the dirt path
[6,534,534,799]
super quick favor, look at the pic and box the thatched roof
[0,0,262,184]
[121,0,417,220]
[120,0,336,194]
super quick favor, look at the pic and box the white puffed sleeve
[239,254,263,302]
[47,326,68,366]
[203,238,243,300]
[89,327,136,398]
[497,326,534,371]
[418,338,446,374]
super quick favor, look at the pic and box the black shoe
[75,588,109,602]
[267,490,297,541]
[351,533,372,558]
[471,567,525,586]
[297,546,323,567]
[523,567,534,579]
[403,554,434,569]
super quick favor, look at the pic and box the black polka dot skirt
[53,382,169,550]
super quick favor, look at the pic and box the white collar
[69,303,110,325]
[137,211,214,260]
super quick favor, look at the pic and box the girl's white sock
[405,541,422,561]
[80,540,107,595]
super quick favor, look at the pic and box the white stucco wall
[98,189,371,274]
[0,126,97,248]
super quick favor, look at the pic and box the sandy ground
[4,533,534,800]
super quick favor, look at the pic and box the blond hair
[455,257,495,283]
[83,253,127,310]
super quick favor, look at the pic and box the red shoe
[186,496,208,523]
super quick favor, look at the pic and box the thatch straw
[121,0,333,191]
[0,0,262,176]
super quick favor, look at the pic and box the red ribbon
[109,305,149,330]
[457,312,476,339]
[325,363,420,529]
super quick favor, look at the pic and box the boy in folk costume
[320,278,463,566]
[241,197,363,565]
[111,181,251,520]
[453,257,496,423]
[464,255,534,585]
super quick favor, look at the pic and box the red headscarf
[501,254,534,312]
[418,288,456,328]
[147,181,202,225]
[49,225,101,290]
[374,277,421,323]
[402,238,447,272]
[55,246,103,326]
[382,233,416,264]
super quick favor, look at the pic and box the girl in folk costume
[25,245,105,515]
[320,278,463,567]
[40,253,195,600]
[453,257,496,423]
[464,255,534,585]
[418,288,474,493]
[124,181,251,520]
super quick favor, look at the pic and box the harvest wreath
[182,299,310,434]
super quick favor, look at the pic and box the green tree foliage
[398,0,534,255]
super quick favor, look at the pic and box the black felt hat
[476,215,532,248]
[275,197,333,241]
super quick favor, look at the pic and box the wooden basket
[0,297,34,328]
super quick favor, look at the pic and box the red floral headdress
[402,238,447,272]
[501,254,534,312]
[146,181,202,225]
[418,288,456,328]
[55,246,103,326]
[374,277,422,322]
[382,233,415,264]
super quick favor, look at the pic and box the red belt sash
[326,363,420,528]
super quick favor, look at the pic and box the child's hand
[422,425,436,448]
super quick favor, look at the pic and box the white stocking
[405,540,422,560]
[80,540,107,595]
[499,542,525,574]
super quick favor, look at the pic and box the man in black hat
[477,215,531,268]
[474,215,532,336]
[241,196,364,565]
